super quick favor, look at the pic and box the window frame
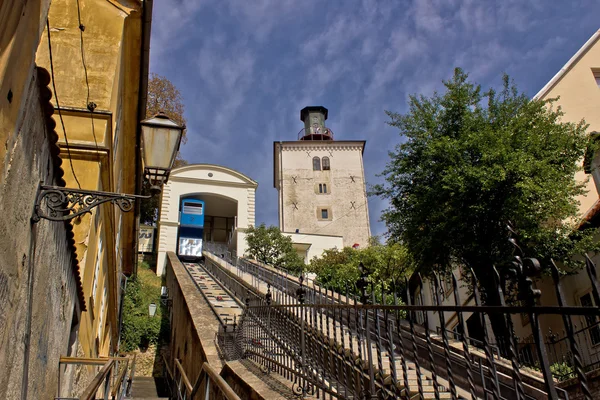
[317,207,332,221]
[312,156,321,171]
[322,156,330,170]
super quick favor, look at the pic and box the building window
[580,293,600,345]
[317,207,331,220]
[318,183,328,194]
[593,69,600,87]
[313,156,321,171]
[322,156,330,170]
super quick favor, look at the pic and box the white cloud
[150,0,600,233]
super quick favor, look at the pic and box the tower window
[322,157,330,170]
[317,207,331,220]
[313,156,321,171]
[318,183,328,194]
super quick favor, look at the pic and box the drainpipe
[279,142,285,230]
[133,0,153,277]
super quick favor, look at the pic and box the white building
[273,106,371,262]
[155,164,258,275]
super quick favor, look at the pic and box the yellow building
[509,29,600,370]
[35,0,150,359]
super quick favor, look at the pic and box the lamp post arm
[32,184,151,223]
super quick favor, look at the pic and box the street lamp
[148,302,157,317]
[140,112,184,194]
[356,262,369,304]
[31,112,183,222]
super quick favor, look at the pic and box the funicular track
[202,249,460,399]
[201,243,591,400]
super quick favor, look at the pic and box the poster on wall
[138,225,155,253]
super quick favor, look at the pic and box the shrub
[120,262,168,352]
[550,361,576,381]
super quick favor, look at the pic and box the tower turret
[299,106,333,140]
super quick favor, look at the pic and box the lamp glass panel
[142,126,181,170]
[148,302,157,317]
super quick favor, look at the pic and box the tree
[373,68,597,344]
[141,73,188,225]
[245,224,304,274]
[307,241,413,302]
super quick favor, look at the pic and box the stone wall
[0,67,83,399]
[164,252,224,398]
[275,141,372,249]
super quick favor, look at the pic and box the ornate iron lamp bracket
[32,184,150,223]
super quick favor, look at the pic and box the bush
[550,361,576,381]
[120,262,169,352]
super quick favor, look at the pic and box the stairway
[130,376,169,399]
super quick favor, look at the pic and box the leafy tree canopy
[245,224,305,274]
[307,240,413,302]
[373,67,596,282]
[141,73,188,225]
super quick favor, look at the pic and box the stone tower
[273,106,371,248]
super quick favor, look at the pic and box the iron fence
[204,242,600,400]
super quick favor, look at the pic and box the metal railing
[163,356,241,400]
[202,240,600,400]
[55,354,135,400]
[297,126,335,140]
[498,320,600,381]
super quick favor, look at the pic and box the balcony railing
[297,127,334,140]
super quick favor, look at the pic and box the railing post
[551,260,592,400]
[433,272,456,399]
[295,274,307,397]
[416,273,439,400]
[204,377,210,400]
[450,272,477,399]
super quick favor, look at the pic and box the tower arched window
[313,156,321,171]
[322,156,330,170]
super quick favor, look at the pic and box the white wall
[275,141,371,248]
[285,232,344,263]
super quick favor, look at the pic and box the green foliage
[527,361,576,382]
[307,241,413,303]
[120,262,169,352]
[245,224,305,274]
[550,361,576,381]
[373,68,597,280]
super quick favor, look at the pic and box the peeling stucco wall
[0,67,81,400]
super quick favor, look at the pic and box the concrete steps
[130,376,169,399]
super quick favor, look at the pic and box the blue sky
[150,0,600,237]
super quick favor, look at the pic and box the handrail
[174,358,194,393]
[194,362,241,400]
[79,359,115,400]
[126,353,137,397]
[110,359,129,398]
[56,355,134,400]
[163,355,240,400]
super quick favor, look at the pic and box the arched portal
[156,164,258,275]
[180,193,238,244]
